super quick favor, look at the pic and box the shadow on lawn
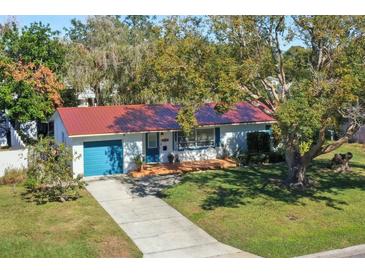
[178,160,365,211]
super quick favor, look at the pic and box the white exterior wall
[170,123,270,162]
[71,133,143,177]
[56,121,272,177]
[220,123,269,155]
[158,130,219,162]
[0,149,28,176]
[53,113,72,145]
[159,131,173,162]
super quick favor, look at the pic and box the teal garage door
[84,140,123,177]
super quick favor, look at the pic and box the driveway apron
[85,177,259,258]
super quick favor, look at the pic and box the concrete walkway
[85,177,259,258]
[299,244,365,258]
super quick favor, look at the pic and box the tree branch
[320,123,359,154]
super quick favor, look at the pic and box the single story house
[50,102,275,177]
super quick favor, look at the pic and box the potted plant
[133,154,144,172]
[167,153,175,163]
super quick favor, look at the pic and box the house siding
[55,121,272,178]
[53,112,72,145]
[71,133,143,177]
[220,123,269,155]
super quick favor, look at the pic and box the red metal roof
[56,102,275,137]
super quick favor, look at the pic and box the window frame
[147,132,158,149]
[176,128,215,151]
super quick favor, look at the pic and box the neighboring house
[0,112,27,149]
[77,88,96,107]
[0,113,28,177]
[0,113,10,148]
[50,102,275,177]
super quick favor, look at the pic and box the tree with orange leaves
[0,56,64,141]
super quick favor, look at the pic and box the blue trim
[215,127,221,147]
[172,131,176,151]
[146,132,160,163]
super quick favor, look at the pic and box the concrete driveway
[85,177,259,258]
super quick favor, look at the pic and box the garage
[83,140,123,177]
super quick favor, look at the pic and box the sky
[0,15,87,34]
[0,15,303,50]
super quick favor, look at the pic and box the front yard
[0,186,142,258]
[163,143,365,257]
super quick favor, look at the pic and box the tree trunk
[284,149,310,188]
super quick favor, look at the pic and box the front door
[146,132,159,163]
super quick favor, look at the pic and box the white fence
[0,149,28,177]
[0,116,27,149]
[10,123,26,149]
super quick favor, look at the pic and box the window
[48,121,54,137]
[61,131,65,144]
[147,133,158,148]
[246,131,271,153]
[176,128,215,150]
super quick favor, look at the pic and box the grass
[163,143,365,257]
[0,186,142,258]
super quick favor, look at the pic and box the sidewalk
[299,244,365,258]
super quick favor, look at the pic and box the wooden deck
[130,159,238,178]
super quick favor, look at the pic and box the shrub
[133,154,144,171]
[235,152,248,166]
[25,137,84,203]
[167,153,175,163]
[249,153,269,164]
[235,151,284,166]
[0,168,27,185]
[268,151,285,163]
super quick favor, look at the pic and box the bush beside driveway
[162,143,365,257]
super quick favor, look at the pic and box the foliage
[25,137,84,203]
[0,21,66,74]
[64,16,158,105]
[133,154,144,171]
[2,16,364,186]
[167,153,175,163]
[0,59,64,139]
[206,16,365,186]
[0,167,27,185]
[235,151,284,166]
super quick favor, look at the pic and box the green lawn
[0,186,142,258]
[163,143,365,257]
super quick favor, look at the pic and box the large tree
[0,56,64,142]
[0,18,66,139]
[64,16,158,105]
[0,20,66,75]
[207,16,365,187]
